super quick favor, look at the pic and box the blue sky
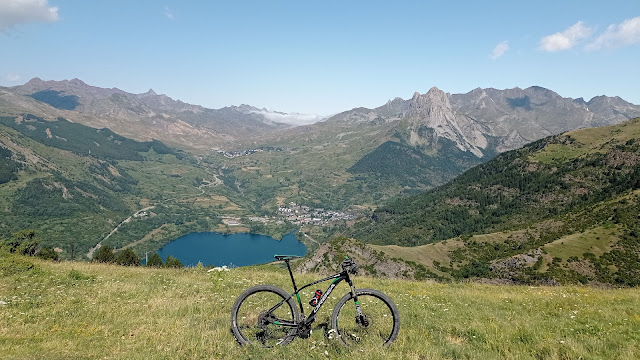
[1,0,639,115]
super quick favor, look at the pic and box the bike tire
[230,284,301,347]
[330,288,400,347]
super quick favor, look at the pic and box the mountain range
[1,78,308,150]
[2,77,640,286]
[260,84,640,193]
[3,78,640,157]
[4,78,635,212]
[328,85,640,156]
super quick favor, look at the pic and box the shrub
[68,269,95,282]
[146,253,164,267]
[1,229,40,256]
[36,247,60,261]
[0,252,38,276]
[165,256,183,268]
[92,245,115,263]
[115,248,140,266]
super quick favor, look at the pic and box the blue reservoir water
[155,231,306,267]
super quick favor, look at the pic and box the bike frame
[266,260,362,328]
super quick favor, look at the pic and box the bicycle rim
[233,289,297,347]
[332,292,399,347]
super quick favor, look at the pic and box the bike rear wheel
[330,288,400,347]
[231,285,301,347]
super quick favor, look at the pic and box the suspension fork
[346,275,364,318]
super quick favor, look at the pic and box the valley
[2,78,640,286]
[4,4,640,359]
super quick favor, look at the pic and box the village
[275,202,357,225]
[213,147,282,158]
[236,202,357,227]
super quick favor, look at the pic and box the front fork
[348,280,367,326]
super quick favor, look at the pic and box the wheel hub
[356,314,370,328]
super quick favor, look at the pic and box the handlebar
[341,257,359,275]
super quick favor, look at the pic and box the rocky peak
[588,95,631,107]
[404,87,487,157]
[69,78,88,87]
[408,86,454,120]
[24,77,45,86]
[145,89,157,96]
[235,104,261,113]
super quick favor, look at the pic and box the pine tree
[115,248,140,266]
[146,253,164,267]
[165,256,183,268]
[36,247,59,261]
[92,245,115,263]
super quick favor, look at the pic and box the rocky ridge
[327,85,640,158]
[1,78,300,149]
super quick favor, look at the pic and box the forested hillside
[347,119,640,285]
[0,114,271,259]
[354,118,640,246]
[0,146,20,184]
[348,139,487,190]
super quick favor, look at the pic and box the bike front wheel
[330,288,400,347]
[230,284,301,347]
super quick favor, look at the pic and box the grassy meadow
[1,255,639,360]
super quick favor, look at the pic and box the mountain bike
[230,255,400,347]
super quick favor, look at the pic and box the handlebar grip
[349,264,359,275]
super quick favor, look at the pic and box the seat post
[285,260,299,293]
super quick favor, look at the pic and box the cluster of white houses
[213,146,282,158]
[215,148,264,158]
[277,202,356,225]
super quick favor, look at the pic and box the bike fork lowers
[348,279,366,324]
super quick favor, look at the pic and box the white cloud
[586,16,640,50]
[0,0,59,33]
[539,21,592,52]
[164,6,175,20]
[250,109,326,126]
[2,73,21,82]
[489,41,509,60]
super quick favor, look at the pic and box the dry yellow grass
[1,255,639,360]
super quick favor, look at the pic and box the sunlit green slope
[1,254,638,360]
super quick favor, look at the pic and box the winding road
[85,206,155,259]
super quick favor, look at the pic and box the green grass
[530,144,589,165]
[371,230,532,276]
[567,118,640,148]
[1,255,639,359]
[531,118,640,165]
[372,240,463,277]
[544,225,620,260]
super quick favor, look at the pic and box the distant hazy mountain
[0,78,313,150]
[4,78,638,156]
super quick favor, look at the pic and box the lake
[155,231,306,267]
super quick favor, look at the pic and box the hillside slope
[0,114,279,259]
[349,119,640,285]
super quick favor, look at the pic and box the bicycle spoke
[233,289,297,347]
[333,292,399,347]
